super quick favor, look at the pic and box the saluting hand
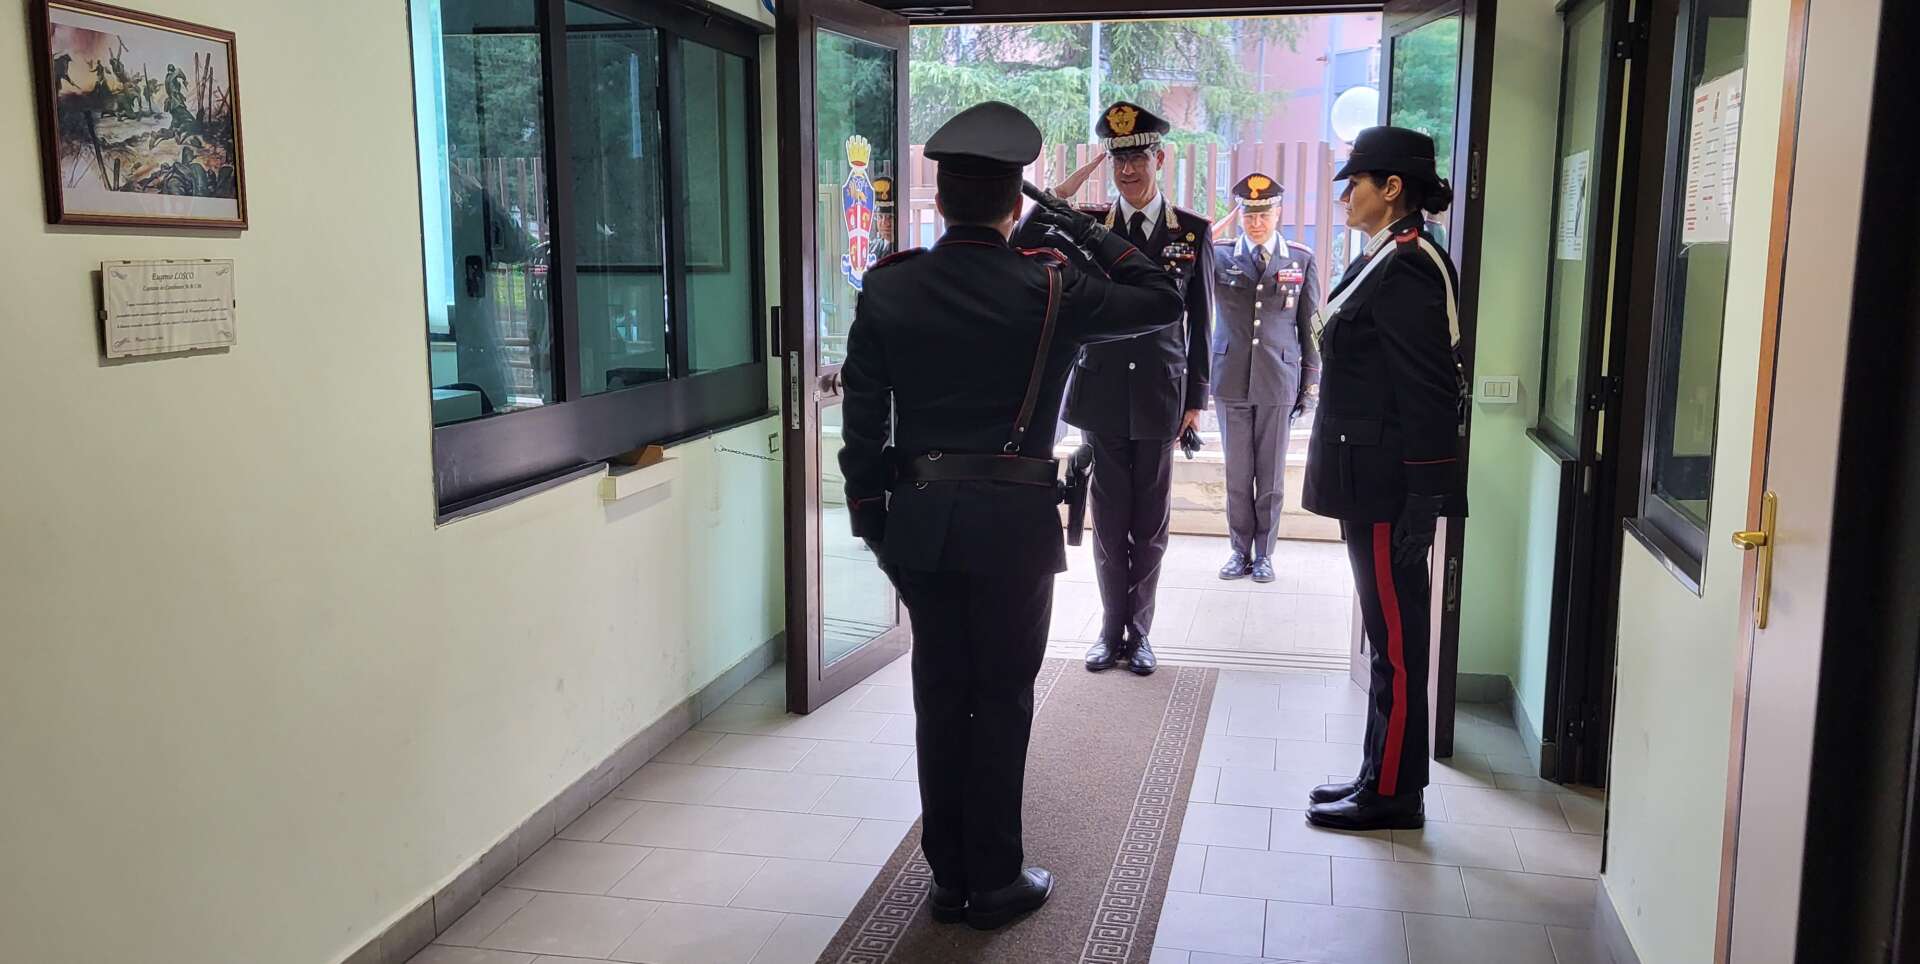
[1051,152,1108,199]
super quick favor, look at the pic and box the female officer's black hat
[1333,126,1445,191]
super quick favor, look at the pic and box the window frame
[1626,0,1750,588]
[414,0,772,517]
[1530,0,1624,461]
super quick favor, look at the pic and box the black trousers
[1087,432,1175,639]
[1342,519,1432,797]
[893,565,1054,892]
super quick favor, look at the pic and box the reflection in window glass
[1540,0,1609,445]
[682,43,757,374]
[814,30,897,370]
[1388,16,1461,181]
[567,2,669,395]
[1650,7,1750,531]
[412,0,556,425]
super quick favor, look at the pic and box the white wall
[1602,1,1791,960]
[0,1,782,962]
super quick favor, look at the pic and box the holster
[1060,442,1095,546]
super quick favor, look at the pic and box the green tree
[1383,18,1460,177]
[909,19,1305,146]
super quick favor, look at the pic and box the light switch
[1476,375,1519,405]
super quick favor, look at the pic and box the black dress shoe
[929,883,967,924]
[1127,634,1157,676]
[1085,635,1123,672]
[1219,551,1252,580]
[1307,788,1424,831]
[1309,778,1362,805]
[1250,557,1277,584]
[967,867,1054,930]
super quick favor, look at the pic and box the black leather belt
[898,451,1059,488]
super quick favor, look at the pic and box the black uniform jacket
[1210,237,1321,406]
[838,225,1185,574]
[1302,214,1469,523]
[1013,200,1213,440]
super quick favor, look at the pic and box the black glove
[1392,494,1446,570]
[1027,188,1109,249]
[849,497,886,559]
[1291,385,1318,421]
[1179,425,1204,460]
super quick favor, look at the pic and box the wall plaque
[101,258,235,358]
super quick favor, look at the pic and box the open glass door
[1531,0,1646,787]
[1348,0,1494,760]
[778,0,911,713]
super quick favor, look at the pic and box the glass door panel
[1387,15,1462,248]
[1540,0,1612,448]
[814,30,897,372]
[779,0,909,713]
[818,404,900,665]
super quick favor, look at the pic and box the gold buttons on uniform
[1254,320,1261,327]
[1255,301,1263,308]
[1252,338,1261,345]
[1128,362,1137,371]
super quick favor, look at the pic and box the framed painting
[29,0,248,229]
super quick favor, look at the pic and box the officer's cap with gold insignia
[1097,101,1171,154]
[872,177,893,205]
[1232,173,1283,212]
[925,101,1042,179]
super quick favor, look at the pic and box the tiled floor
[417,564,1604,964]
[412,657,918,964]
[1153,670,1608,964]
[1047,534,1356,667]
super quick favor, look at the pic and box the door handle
[1731,491,1779,629]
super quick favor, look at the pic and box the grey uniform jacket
[1209,237,1321,407]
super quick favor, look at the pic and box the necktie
[1254,243,1270,275]
[1129,211,1147,247]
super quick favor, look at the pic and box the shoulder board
[871,248,927,271]
[1018,246,1069,267]
[1287,239,1314,254]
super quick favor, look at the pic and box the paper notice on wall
[1682,69,1745,245]
[1556,150,1592,261]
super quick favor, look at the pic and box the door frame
[1797,1,1920,954]
[778,0,913,713]
[830,0,1498,746]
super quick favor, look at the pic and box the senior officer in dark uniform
[1301,127,1467,832]
[839,102,1184,928]
[1016,101,1213,676]
[1210,173,1320,583]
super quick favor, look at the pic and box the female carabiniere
[1300,126,1468,832]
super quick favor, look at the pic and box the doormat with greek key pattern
[817,658,1218,964]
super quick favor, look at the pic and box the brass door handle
[1731,491,1779,629]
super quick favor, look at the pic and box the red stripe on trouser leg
[1373,522,1408,797]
